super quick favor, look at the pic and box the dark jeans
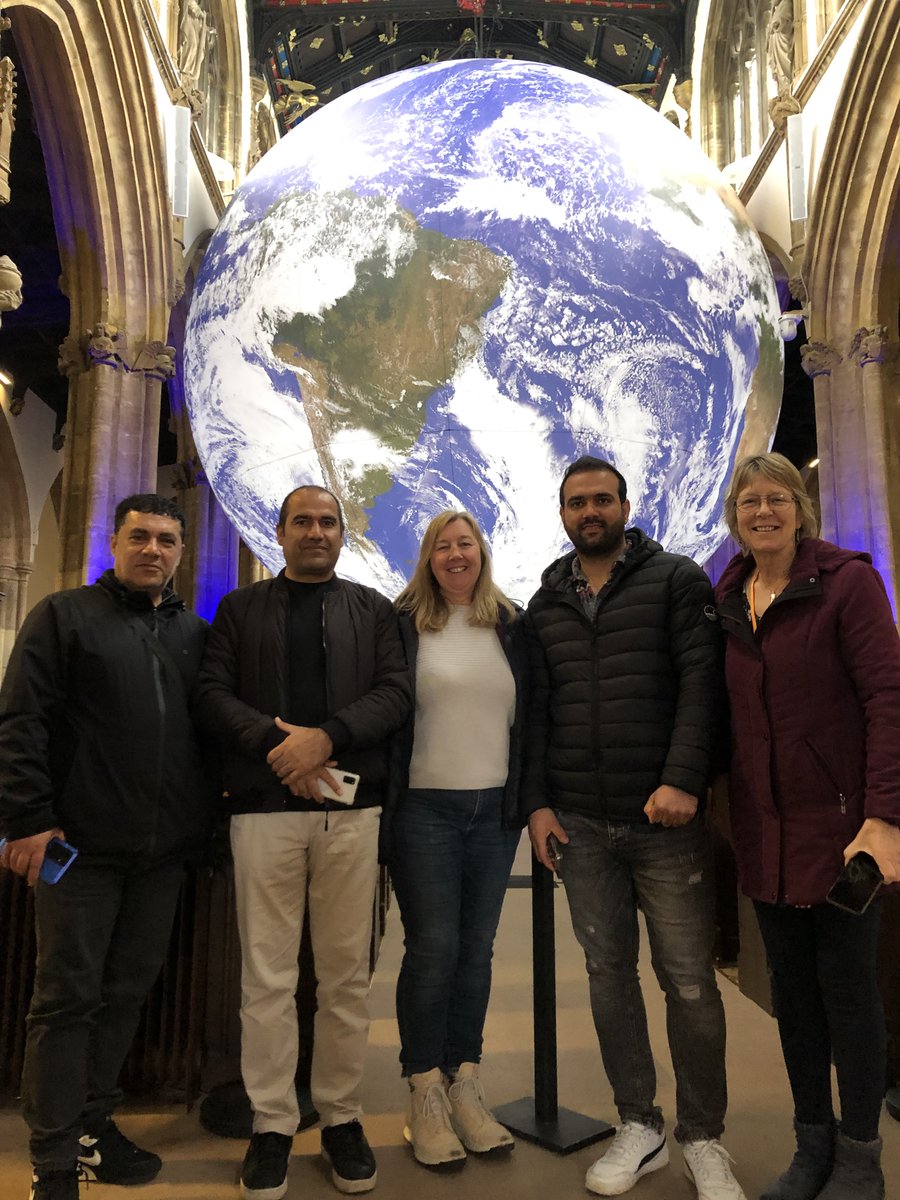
[23,856,185,1169]
[390,788,519,1076]
[558,811,727,1143]
[754,898,886,1143]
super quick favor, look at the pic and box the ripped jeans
[557,811,727,1143]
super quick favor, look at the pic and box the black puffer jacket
[195,571,411,814]
[522,530,721,822]
[0,571,214,861]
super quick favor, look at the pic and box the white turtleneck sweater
[408,605,516,791]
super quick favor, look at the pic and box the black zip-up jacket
[195,571,411,815]
[522,529,721,822]
[383,606,528,859]
[0,570,214,860]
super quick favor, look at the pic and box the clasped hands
[266,717,341,802]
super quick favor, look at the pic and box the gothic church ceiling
[248,0,696,132]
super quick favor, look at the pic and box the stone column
[55,325,169,589]
[800,338,842,540]
[238,539,271,586]
[0,560,30,675]
[803,328,899,614]
[174,457,240,621]
[846,325,899,607]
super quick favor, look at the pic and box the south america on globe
[184,59,782,597]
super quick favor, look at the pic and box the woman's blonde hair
[724,451,819,550]
[395,510,516,633]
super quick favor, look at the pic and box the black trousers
[754,898,886,1142]
[23,856,184,1169]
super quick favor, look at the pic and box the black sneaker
[240,1131,292,1200]
[78,1117,162,1184]
[29,1167,82,1200]
[321,1120,377,1194]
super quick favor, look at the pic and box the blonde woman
[387,511,526,1168]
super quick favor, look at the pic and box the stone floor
[1,837,898,1199]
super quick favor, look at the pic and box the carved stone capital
[767,90,801,136]
[181,81,205,120]
[800,340,842,379]
[172,455,206,490]
[57,333,87,379]
[130,340,177,380]
[788,273,808,311]
[8,392,24,416]
[849,325,889,368]
[0,254,22,318]
[52,423,66,452]
[86,322,125,368]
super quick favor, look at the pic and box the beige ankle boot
[447,1063,514,1154]
[403,1068,466,1167]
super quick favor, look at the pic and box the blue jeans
[754,898,885,1142]
[557,811,727,1144]
[390,788,519,1076]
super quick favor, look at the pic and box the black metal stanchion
[493,856,614,1153]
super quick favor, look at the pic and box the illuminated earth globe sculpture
[184,59,782,597]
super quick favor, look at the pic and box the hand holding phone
[0,835,78,885]
[318,768,360,806]
[547,834,563,877]
[825,851,883,915]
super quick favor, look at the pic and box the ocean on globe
[184,59,782,598]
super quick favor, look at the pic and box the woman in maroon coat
[715,452,900,1200]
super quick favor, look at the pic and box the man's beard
[567,515,627,558]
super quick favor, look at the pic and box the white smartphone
[318,768,360,805]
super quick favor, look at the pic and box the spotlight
[0,368,13,388]
[779,312,804,341]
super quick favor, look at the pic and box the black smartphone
[547,834,563,875]
[825,851,883,915]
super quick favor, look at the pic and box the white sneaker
[682,1140,747,1200]
[447,1063,514,1153]
[585,1122,668,1195]
[403,1068,466,1166]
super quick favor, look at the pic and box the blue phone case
[0,836,78,884]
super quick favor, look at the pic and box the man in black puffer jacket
[524,457,743,1200]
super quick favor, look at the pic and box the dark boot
[760,1120,835,1200]
[814,1132,884,1200]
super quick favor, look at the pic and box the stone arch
[802,0,900,603]
[804,3,900,340]
[7,0,175,586]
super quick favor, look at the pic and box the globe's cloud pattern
[185,60,781,598]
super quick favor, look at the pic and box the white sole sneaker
[586,1136,669,1196]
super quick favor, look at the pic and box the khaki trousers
[231,808,380,1134]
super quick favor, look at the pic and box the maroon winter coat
[715,537,900,906]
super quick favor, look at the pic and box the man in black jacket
[196,485,410,1200]
[524,457,743,1200]
[0,494,213,1200]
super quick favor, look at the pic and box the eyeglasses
[735,494,795,513]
